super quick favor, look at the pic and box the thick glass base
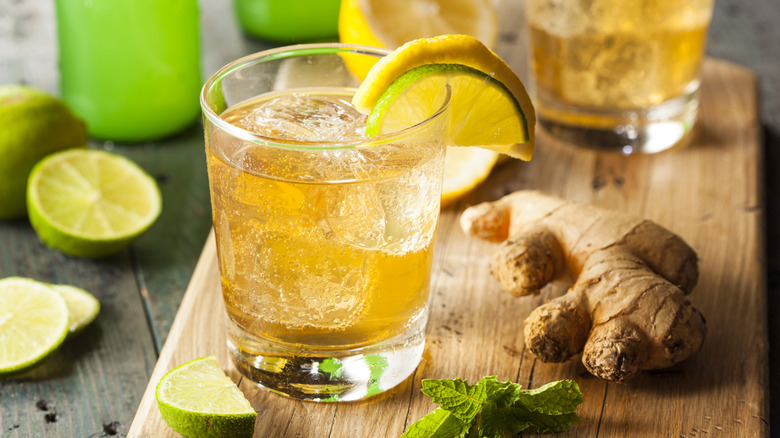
[536,83,700,155]
[227,318,426,402]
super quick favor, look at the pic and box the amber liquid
[207,90,443,352]
[528,0,713,128]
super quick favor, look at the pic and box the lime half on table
[26,149,162,258]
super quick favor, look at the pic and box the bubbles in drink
[209,89,444,348]
[528,0,713,109]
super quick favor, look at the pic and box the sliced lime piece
[26,149,162,258]
[51,284,100,335]
[0,277,70,376]
[156,356,257,438]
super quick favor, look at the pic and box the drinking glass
[526,0,714,154]
[200,44,450,401]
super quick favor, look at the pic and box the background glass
[527,0,715,154]
[201,44,450,401]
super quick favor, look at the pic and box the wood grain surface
[128,58,767,437]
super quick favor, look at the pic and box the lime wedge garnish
[156,356,257,438]
[26,149,162,258]
[0,277,70,377]
[353,35,535,159]
[366,63,532,155]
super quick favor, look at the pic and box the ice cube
[326,182,387,250]
[230,93,367,142]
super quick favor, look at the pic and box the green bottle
[234,0,341,43]
[55,0,201,142]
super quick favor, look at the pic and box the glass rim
[200,43,451,151]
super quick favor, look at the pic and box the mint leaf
[401,408,470,438]
[479,379,582,436]
[404,377,583,438]
[480,400,581,436]
[421,378,487,424]
[480,376,517,403]
[515,380,583,415]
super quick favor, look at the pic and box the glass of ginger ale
[200,45,450,401]
[526,0,714,154]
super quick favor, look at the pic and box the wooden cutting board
[127,58,767,437]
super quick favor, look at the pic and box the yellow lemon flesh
[339,0,498,49]
[338,0,498,79]
[441,147,500,208]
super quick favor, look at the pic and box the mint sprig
[402,377,583,438]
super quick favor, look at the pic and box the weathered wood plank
[0,225,159,437]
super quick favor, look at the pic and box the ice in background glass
[55,0,201,142]
[201,45,450,401]
[526,0,714,154]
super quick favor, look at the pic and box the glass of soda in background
[200,45,450,401]
[526,0,714,154]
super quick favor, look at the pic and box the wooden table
[1,0,778,437]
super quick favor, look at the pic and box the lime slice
[353,34,535,161]
[0,277,70,377]
[27,149,162,258]
[156,356,257,438]
[51,284,100,335]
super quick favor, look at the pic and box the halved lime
[51,284,100,335]
[156,356,257,438]
[0,277,70,377]
[26,149,162,258]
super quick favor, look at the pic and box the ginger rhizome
[460,190,707,382]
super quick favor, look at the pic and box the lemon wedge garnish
[354,34,535,161]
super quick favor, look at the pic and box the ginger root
[460,190,706,382]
